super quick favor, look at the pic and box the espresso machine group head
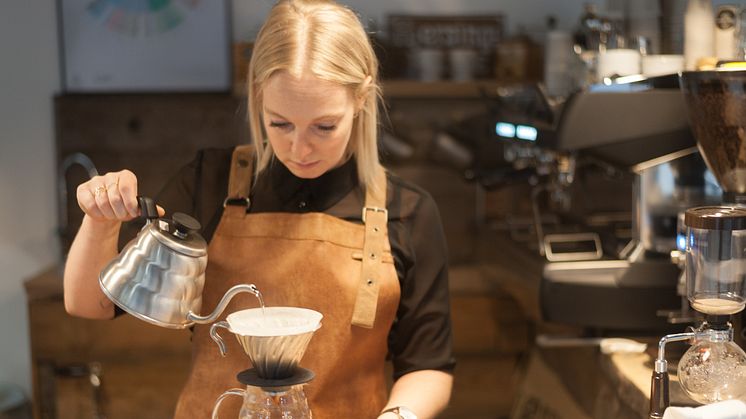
[649,69,746,418]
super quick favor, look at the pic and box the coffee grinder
[649,69,746,418]
[210,307,323,419]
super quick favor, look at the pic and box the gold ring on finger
[94,185,107,197]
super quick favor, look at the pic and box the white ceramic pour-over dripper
[210,307,322,379]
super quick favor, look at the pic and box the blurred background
[2,0,745,418]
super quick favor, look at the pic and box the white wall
[0,1,61,399]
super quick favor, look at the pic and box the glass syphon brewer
[649,68,746,418]
[210,307,323,419]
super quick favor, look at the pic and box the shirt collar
[259,156,358,212]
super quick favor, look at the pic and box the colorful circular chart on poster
[86,0,202,37]
[61,0,229,91]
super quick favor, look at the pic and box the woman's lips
[292,160,319,169]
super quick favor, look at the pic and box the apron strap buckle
[361,206,387,223]
[223,197,251,209]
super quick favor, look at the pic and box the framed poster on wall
[59,0,231,92]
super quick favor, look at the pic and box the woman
[63,1,454,418]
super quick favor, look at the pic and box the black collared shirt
[151,147,456,379]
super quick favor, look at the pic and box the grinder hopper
[680,69,746,200]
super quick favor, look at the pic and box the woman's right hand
[76,170,141,223]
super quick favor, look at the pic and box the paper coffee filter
[226,307,322,337]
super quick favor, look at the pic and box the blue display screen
[495,122,537,142]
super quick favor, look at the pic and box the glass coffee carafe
[677,322,746,404]
[213,383,311,419]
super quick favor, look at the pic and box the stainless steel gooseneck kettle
[99,197,260,329]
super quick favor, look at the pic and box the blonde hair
[247,0,383,191]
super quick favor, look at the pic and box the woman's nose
[289,133,313,159]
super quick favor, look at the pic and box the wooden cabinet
[25,267,192,419]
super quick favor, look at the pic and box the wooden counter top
[24,266,191,419]
[601,349,698,416]
[472,229,700,417]
[512,342,699,419]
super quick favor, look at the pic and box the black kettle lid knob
[172,213,201,235]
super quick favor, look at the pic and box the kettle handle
[209,321,230,357]
[137,196,159,221]
[211,388,246,419]
[186,283,261,325]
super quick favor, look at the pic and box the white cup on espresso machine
[597,49,641,80]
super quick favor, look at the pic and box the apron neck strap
[353,165,388,329]
[363,165,387,209]
[225,145,255,206]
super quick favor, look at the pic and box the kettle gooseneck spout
[186,284,261,324]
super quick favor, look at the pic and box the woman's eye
[269,121,292,130]
[316,125,336,132]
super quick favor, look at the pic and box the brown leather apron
[174,146,400,418]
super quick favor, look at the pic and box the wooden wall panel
[55,94,247,251]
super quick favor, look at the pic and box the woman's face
[262,70,357,179]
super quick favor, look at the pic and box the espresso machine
[649,69,746,418]
[430,74,730,332]
[535,76,721,331]
[438,74,726,331]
